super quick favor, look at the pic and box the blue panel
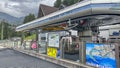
[86,43,116,68]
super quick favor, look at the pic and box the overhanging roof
[16,0,120,31]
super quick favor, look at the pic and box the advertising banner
[48,33,59,48]
[47,47,60,58]
[86,43,116,68]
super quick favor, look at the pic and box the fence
[0,40,119,68]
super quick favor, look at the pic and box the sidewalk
[0,44,94,68]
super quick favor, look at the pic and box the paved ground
[0,48,65,68]
[64,53,79,61]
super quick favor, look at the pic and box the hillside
[0,12,24,25]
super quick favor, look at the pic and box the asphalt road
[0,48,65,68]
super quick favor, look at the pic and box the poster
[47,47,60,58]
[48,33,59,47]
[86,43,116,68]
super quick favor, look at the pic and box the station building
[16,0,120,68]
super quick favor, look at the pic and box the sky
[0,0,56,18]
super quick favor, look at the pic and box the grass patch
[24,34,36,41]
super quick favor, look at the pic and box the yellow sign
[47,47,57,58]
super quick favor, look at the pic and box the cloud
[40,0,56,6]
[9,0,29,2]
[0,0,56,18]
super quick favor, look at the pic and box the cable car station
[16,0,120,68]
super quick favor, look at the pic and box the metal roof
[16,0,120,31]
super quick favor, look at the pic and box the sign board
[48,33,59,47]
[47,47,60,58]
[86,43,116,68]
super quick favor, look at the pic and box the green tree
[62,0,80,6]
[0,20,5,40]
[22,13,36,42]
[23,13,36,24]
[54,0,62,8]
[62,0,69,6]
[0,20,20,39]
[0,20,10,39]
[74,0,80,3]
[54,0,81,7]
[22,13,36,36]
